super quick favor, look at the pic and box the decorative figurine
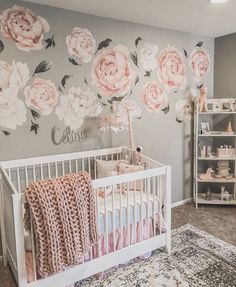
[216,161,232,178]
[221,186,231,201]
[226,121,234,134]
[199,167,214,180]
[198,86,208,112]
[205,187,212,201]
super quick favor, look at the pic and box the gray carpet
[75,224,236,286]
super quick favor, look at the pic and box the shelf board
[196,193,236,205]
[197,177,236,183]
[197,111,236,115]
[198,157,236,160]
[198,133,236,137]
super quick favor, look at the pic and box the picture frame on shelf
[201,122,210,134]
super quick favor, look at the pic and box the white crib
[0,146,171,287]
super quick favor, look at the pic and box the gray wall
[0,0,215,203]
[214,33,236,99]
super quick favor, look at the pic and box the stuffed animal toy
[198,86,208,112]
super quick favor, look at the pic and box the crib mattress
[98,190,160,233]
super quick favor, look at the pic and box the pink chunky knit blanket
[25,171,99,277]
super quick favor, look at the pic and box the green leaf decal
[162,104,170,114]
[130,51,138,68]
[135,37,142,48]
[176,118,183,124]
[196,41,203,47]
[33,60,51,76]
[96,38,112,53]
[197,83,203,89]
[31,109,40,120]
[135,75,139,85]
[68,57,80,65]
[30,121,39,135]
[61,75,72,88]
[144,71,151,77]
[44,35,56,49]
[0,40,4,54]
[183,49,188,58]
[2,130,10,137]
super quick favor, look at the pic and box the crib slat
[69,160,72,174]
[33,165,36,182]
[153,177,156,237]
[112,185,115,252]
[119,186,123,247]
[82,158,85,171]
[159,176,162,235]
[75,159,78,173]
[55,162,58,177]
[16,167,21,193]
[104,187,108,254]
[25,166,29,187]
[40,164,44,180]
[96,189,101,258]
[88,158,91,175]
[140,180,143,240]
[62,161,65,176]
[94,157,97,179]
[147,177,150,238]
[133,181,137,244]
[127,182,130,246]
[48,163,51,179]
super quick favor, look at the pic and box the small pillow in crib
[118,161,145,192]
[95,159,118,178]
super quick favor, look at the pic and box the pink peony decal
[189,48,210,82]
[0,60,29,129]
[56,87,102,130]
[158,45,187,92]
[141,81,168,112]
[0,5,50,51]
[91,45,136,97]
[24,78,59,115]
[66,27,96,63]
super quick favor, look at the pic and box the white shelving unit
[194,102,236,208]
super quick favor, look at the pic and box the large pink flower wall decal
[141,81,168,113]
[158,45,187,92]
[189,48,210,82]
[91,45,136,97]
[24,78,59,116]
[0,5,50,51]
[66,27,96,63]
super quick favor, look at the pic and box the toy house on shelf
[194,98,236,208]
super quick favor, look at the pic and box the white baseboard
[171,198,192,208]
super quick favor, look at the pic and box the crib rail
[0,147,171,287]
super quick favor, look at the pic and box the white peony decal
[189,48,210,82]
[158,45,187,92]
[91,45,136,97]
[56,86,102,130]
[0,60,29,129]
[0,5,50,51]
[141,81,168,112]
[66,27,96,63]
[139,42,159,72]
[24,78,59,116]
[175,98,193,122]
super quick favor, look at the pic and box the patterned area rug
[76,225,236,287]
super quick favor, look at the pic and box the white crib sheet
[98,190,160,233]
